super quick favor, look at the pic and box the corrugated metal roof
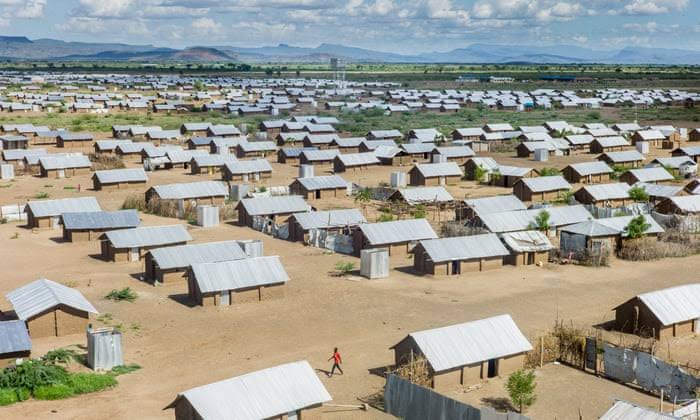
[636,182,682,199]
[62,210,140,230]
[94,168,148,184]
[0,320,31,354]
[413,162,462,178]
[419,234,509,262]
[565,134,594,145]
[39,154,91,170]
[363,139,398,150]
[304,134,338,144]
[26,196,101,218]
[291,209,365,230]
[578,183,631,201]
[498,165,533,177]
[336,152,380,167]
[464,195,526,216]
[636,129,665,140]
[393,186,454,205]
[239,141,276,152]
[519,176,571,192]
[561,214,664,237]
[152,181,228,200]
[300,149,340,161]
[567,161,613,176]
[295,175,348,191]
[191,256,289,293]
[172,360,331,420]
[637,284,700,326]
[166,150,209,164]
[149,240,248,270]
[359,219,437,245]
[664,195,700,212]
[600,150,644,163]
[2,148,47,161]
[6,278,98,320]
[95,139,132,151]
[400,143,436,154]
[192,154,239,167]
[404,314,532,372]
[625,167,674,183]
[224,159,273,175]
[479,205,592,233]
[651,157,696,169]
[434,146,475,158]
[333,137,365,147]
[239,195,309,216]
[105,224,192,248]
[368,129,402,138]
[600,400,678,420]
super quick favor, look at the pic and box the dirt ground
[0,134,699,419]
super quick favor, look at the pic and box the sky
[1,0,699,53]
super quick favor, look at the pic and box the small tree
[532,210,551,232]
[628,186,649,202]
[506,369,537,413]
[353,187,372,215]
[538,167,560,177]
[473,165,488,183]
[625,215,651,239]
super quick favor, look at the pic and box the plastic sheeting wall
[391,172,408,188]
[307,230,354,255]
[196,205,219,227]
[360,248,390,279]
[384,374,529,420]
[87,328,123,371]
[603,343,700,400]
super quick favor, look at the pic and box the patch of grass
[66,373,116,395]
[0,388,18,406]
[10,233,19,239]
[33,383,75,400]
[0,184,11,188]
[63,186,75,190]
[105,287,138,303]
[43,184,53,188]
[109,364,141,376]
[97,313,113,323]
[34,191,50,199]
[334,261,355,276]
[43,348,80,365]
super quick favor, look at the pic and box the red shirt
[333,352,342,364]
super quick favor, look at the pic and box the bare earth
[1,141,699,420]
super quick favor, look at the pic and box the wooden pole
[660,389,664,412]
[540,336,544,368]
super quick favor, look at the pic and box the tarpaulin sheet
[603,345,636,383]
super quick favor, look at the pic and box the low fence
[384,374,529,420]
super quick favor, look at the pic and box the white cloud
[140,5,210,18]
[77,0,132,18]
[622,0,688,15]
[190,17,222,35]
[573,35,588,44]
[0,0,45,19]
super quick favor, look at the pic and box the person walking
[327,347,343,377]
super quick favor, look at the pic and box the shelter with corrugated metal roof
[189,154,238,177]
[408,162,462,186]
[187,256,289,306]
[598,150,644,168]
[101,224,192,262]
[501,230,553,266]
[289,175,348,200]
[92,168,148,191]
[5,279,98,338]
[574,183,631,207]
[390,314,532,391]
[287,209,365,242]
[412,234,510,276]
[559,214,664,255]
[333,152,381,173]
[145,240,249,283]
[353,218,437,257]
[656,195,700,215]
[62,210,140,242]
[25,196,102,229]
[222,159,273,182]
[0,320,31,366]
[38,154,92,178]
[389,186,454,207]
[146,181,229,206]
[600,400,677,420]
[513,176,571,202]
[562,161,613,184]
[165,360,331,420]
[236,195,310,228]
[619,167,674,185]
[459,194,526,221]
[614,283,700,339]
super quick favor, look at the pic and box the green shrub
[35,191,50,199]
[43,348,79,365]
[15,387,29,401]
[105,287,138,302]
[334,261,355,275]
[66,373,117,395]
[34,383,74,400]
[0,360,69,392]
[110,364,141,376]
[0,388,18,406]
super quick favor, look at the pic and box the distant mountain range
[1,36,699,64]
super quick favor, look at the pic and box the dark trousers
[330,362,343,375]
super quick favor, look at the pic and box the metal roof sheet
[578,183,630,201]
[562,214,664,237]
[224,159,273,175]
[291,209,365,230]
[152,181,228,200]
[637,284,700,326]
[172,360,331,420]
[651,157,696,169]
[405,314,532,372]
[149,240,248,270]
[166,150,209,164]
[95,139,132,151]
[434,146,475,158]
[39,154,91,170]
[625,167,674,183]
[62,210,140,230]
[636,182,682,199]
[393,186,454,205]
[400,143,436,154]
[501,230,553,253]
[295,175,348,191]
[600,400,678,420]
[332,137,365,147]
[464,195,526,216]
[519,176,571,192]
[336,152,380,166]
[6,279,98,320]
[239,195,309,216]
[419,234,509,262]
[359,218,437,245]
[239,141,276,152]
[479,205,592,233]
[26,196,101,218]
[413,162,462,178]
[664,195,700,213]
[600,150,644,163]
[191,154,238,167]
[2,148,47,161]
[0,320,31,354]
[567,161,613,176]
[94,168,148,184]
[105,224,192,249]
[191,256,289,293]
[300,149,340,161]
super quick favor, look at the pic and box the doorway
[220,291,230,305]
[526,252,535,265]
[451,260,460,275]
[487,359,499,378]
[315,190,321,199]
